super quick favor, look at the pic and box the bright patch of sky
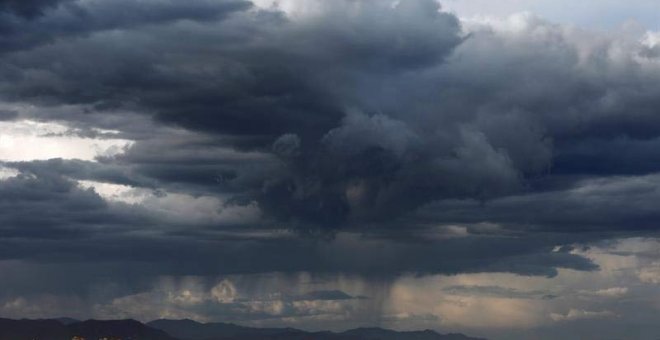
[253,0,660,30]
[0,120,133,162]
[442,0,660,30]
[384,238,660,339]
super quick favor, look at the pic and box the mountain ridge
[0,318,176,340]
[0,318,486,340]
[148,319,486,340]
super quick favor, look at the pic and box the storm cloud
[1,0,660,338]
[1,0,657,271]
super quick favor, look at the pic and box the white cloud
[579,287,629,298]
[78,180,262,226]
[211,280,238,304]
[638,263,660,284]
[550,309,616,322]
[77,181,150,204]
[0,166,19,180]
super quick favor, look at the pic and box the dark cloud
[0,0,251,53]
[0,0,648,258]
[0,0,467,228]
[1,0,660,329]
[553,137,660,175]
[0,162,592,281]
[0,1,648,229]
[296,290,358,301]
[0,171,155,240]
[5,1,657,232]
[0,109,17,120]
[415,173,660,234]
[5,159,153,189]
[0,0,69,18]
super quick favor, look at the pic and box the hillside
[148,319,486,340]
[0,318,486,340]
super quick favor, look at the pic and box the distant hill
[147,319,486,340]
[68,320,177,340]
[0,319,69,340]
[54,318,80,326]
[0,318,176,340]
[147,319,305,339]
[0,318,485,340]
[339,327,485,340]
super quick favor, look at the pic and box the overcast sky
[1,1,660,339]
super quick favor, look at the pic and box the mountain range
[0,318,486,340]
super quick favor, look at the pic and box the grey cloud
[0,109,17,120]
[553,136,660,175]
[0,0,617,279]
[4,159,155,189]
[0,0,70,18]
[443,285,555,300]
[0,0,469,228]
[0,172,150,239]
[417,173,660,233]
[296,290,360,301]
[1,1,660,323]
[272,134,301,159]
[0,0,251,53]
[4,1,660,232]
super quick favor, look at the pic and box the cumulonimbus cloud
[2,2,660,327]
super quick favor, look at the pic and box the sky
[1,0,660,339]
[443,0,660,30]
